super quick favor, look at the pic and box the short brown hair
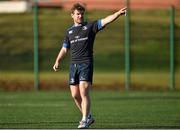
[71,3,86,14]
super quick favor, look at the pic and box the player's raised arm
[101,7,127,27]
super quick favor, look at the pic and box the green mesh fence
[0,8,179,90]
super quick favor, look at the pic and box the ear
[71,13,74,18]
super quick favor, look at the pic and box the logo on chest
[82,26,87,30]
[69,30,73,34]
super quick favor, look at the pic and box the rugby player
[53,3,126,128]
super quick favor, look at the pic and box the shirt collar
[73,21,87,27]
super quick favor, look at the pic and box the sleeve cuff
[97,20,102,30]
[63,43,69,48]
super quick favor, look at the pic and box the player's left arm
[101,7,127,27]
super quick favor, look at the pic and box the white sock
[82,116,88,122]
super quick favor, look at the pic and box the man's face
[71,10,84,24]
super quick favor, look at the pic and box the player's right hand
[118,7,127,16]
[53,62,59,72]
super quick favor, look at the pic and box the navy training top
[62,20,104,63]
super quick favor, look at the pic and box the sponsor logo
[70,37,88,44]
[70,78,75,83]
[69,30,73,34]
[82,26,87,30]
[80,76,86,81]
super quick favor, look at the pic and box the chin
[78,21,83,24]
[77,20,83,24]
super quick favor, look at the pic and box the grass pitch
[0,91,180,129]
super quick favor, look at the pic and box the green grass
[0,91,180,129]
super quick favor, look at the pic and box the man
[53,3,126,129]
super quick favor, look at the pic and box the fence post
[170,6,175,90]
[33,0,39,90]
[125,0,130,90]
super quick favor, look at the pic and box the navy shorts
[69,63,93,85]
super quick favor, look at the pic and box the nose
[78,14,82,18]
